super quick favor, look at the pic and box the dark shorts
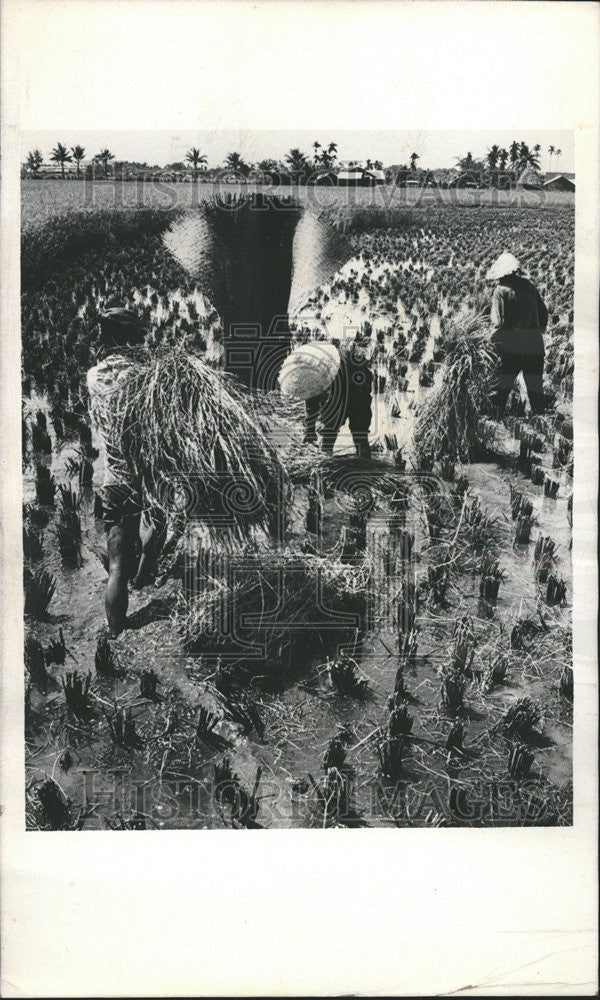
[102,483,143,529]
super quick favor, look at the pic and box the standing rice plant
[24,503,49,530]
[328,654,368,698]
[514,513,534,544]
[533,535,557,584]
[440,665,467,715]
[24,566,56,618]
[452,615,476,673]
[503,697,542,740]
[479,555,505,605]
[545,575,567,606]
[140,669,161,701]
[531,466,545,486]
[45,628,67,666]
[388,699,414,738]
[508,742,534,780]
[62,670,92,719]
[445,719,464,754]
[322,735,348,771]
[37,778,72,830]
[482,650,509,691]
[194,706,232,752]
[23,524,44,561]
[105,706,144,750]
[395,577,416,637]
[31,411,52,453]
[395,629,418,693]
[56,484,82,567]
[428,564,450,606]
[559,664,573,699]
[376,735,406,779]
[95,634,122,676]
[35,464,55,506]
[413,312,497,461]
[24,635,48,689]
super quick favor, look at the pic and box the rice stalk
[413,312,497,461]
[99,348,288,541]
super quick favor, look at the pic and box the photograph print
[21,130,575,830]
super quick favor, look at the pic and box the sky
[20,129,574,172]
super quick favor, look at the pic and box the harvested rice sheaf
[175,549,371,667]
[413,312,497,462]
[99,349,289,541]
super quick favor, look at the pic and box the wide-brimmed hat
[278,342,341,400]
[486,252,521,280]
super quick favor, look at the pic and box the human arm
[490,285,508,337]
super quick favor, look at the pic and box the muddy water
[24,264,573,830]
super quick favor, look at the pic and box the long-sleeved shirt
[490,274,548,354]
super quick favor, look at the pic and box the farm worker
[87,308,166,637]
[303,337,373,459]
[486,252,548,415]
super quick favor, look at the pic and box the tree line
[24,138,565,183]
[23,140,385,181]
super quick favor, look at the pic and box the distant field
[21,178,574,230]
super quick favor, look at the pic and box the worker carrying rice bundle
[87,308,166,637]
[486,252,548,415]
[88,308,287,638]
[279,335,373,459]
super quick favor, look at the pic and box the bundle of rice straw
[413,312,497,462]
[175,548,371,664]
[106,348,288,539]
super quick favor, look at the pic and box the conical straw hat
[278,342,341,400]
[486,252,521,280]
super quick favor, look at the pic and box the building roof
[337,168,365,179]
[542,174,575,189]
[544,171,575,181]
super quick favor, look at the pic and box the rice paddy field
[22,181,574,830]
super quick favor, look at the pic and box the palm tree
[509,141,520,168]
[517,141,540,173]
[555,148,562,172]
[528,144,541,171]
[456,152,476,172]
[365,158,373,170]
[312,141,322,166]
[410,152,420,171]
[498,148,509,170]
[185,147,208,181]
[70,145,85,179]
[285,148,309,181]
[224,151,250,176]
[548,144,555,173]
[94,148,115,178]
[373,160,383,170]
[26,149,43,175]
[486,145,500,170]
[50,142,73,178]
